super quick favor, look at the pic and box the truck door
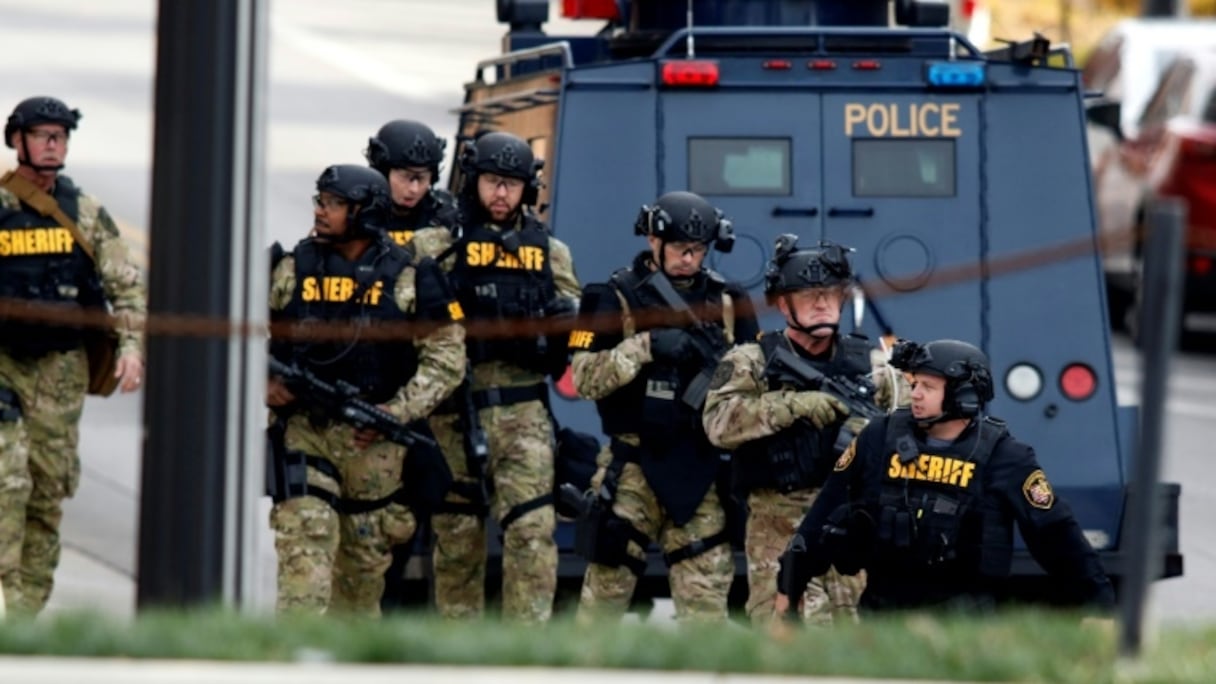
[821,94,984,343]
[660,91,822,323]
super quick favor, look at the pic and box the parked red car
[1089,50,1216,336]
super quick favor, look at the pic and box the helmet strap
[783,293,838,336]
[17,132,64,174]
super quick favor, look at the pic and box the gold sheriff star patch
[1022,469,1055,510]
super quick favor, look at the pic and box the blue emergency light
[925,61,986,88]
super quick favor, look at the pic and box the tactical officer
[365,119,458,246]
[410,131,581,622]
[775,339,1115,615]
[0,96,146,615]
[267,164,465,615]
[703,234,895,626]
[567,191,758,623]
[366,119,462,609]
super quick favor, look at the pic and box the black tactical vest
[447,217,559,372]
[595,265,730,437]
[869,410,1008,580]
[276,237,418,404]
[596,264,732,526]
[732,332,873,494]
[0,177,102,356]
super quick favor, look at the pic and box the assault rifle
[268,358,437,449]
[639,270,728,411]
[768,345,883,453]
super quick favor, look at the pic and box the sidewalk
[0,659,978,684]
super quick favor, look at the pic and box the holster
[84,327,120,397]
[822,503,874,576]
[264,420,307,503]
[572,492,609,561]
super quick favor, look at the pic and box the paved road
[0,0,1211,625]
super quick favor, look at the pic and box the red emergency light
[1060,363,1097,401]
[561,0,620,20]
[661,60,720,88]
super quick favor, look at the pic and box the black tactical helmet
[461,131,539,180]
[365,119,446,177]
[5,96,81,148]
[891,338,995,418]
[763,234,855,303]
[459,131,542,206]
[634,190,735,253]
[315,164,392,237]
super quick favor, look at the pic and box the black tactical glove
[649,328,694,364]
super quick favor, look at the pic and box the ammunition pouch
[876,495,966,569]
[0,386,22,422]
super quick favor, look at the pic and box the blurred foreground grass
[0,608,1213,682]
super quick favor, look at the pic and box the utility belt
[265,419,451,516]
[434,382,549,416]
[0,321,85,358]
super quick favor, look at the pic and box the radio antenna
[686,0,695,58]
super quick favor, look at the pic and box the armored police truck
[418,0,1183,609]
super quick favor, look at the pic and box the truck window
[852,139,955,197]
[688,137,791,196]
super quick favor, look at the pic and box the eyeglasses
[480,174,526,191]
[312,194,349,211]
[795,287,843,303]
[667,242,708,258]
[25,129,68,145]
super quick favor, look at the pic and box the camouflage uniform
[0,178,145,615]
[570,249,758,624]
[268,250,465,615]
[411,219,580,622]
[704,337,903,626]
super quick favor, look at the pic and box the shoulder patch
[708,360,735,391]
[834,441,857,472]
[1022,469,1055,510]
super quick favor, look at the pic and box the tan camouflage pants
[270,414,417,616]
[0,348,87,616]
[746,487,865,626]
[577,445,732,625]
[429,399,557,622]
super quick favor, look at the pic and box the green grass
[0,609,1213,682]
